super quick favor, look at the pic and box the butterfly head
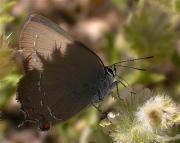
[104,64,116,78]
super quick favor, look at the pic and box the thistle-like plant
[100,88,180,143]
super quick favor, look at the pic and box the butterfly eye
[107,68,113,75]
[105,67,115,77]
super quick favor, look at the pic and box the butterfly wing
[39,42,106,122]
[19,14,73,71]
[17,14,105,123]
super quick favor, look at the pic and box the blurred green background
[0,0,180,143]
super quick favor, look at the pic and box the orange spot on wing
[26,107,33,113]
[41,122,50,130]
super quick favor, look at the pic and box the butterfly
[17,14,153,130]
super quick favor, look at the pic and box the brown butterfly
[17,14,152,131]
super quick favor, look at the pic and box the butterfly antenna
[113,56,154,65]
[116,65,146,71]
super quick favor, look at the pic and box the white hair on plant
[135,95,179,132]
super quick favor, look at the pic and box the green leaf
[123,1,177,64]
[173,0,180,12]
[0,1,16,13]
[0,35,3,48]
[0,15,14,25]
[125,71,165,85]
[0,74,20,108]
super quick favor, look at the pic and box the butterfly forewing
[20,14,73,70]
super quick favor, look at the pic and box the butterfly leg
[111,80,136,101]
[91,101,108,120]
[110,81,124,100]
[91,101,102,112]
